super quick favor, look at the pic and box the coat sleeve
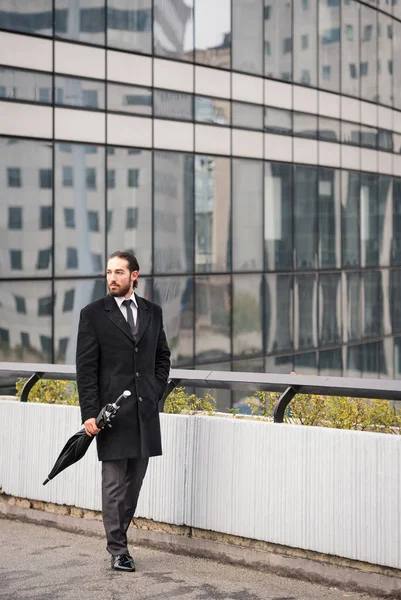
[76,307,100,423]
[155,307,171,395]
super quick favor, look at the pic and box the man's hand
[84,418,100,437]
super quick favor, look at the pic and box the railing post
[274,386,300,423]
[20,372,44,402]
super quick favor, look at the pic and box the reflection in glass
[264,0,292,81]
[55,143,105,276]
[360,173,378,267]
[107,0,152,53]
[233,274,263,358]
[378,176,392,266]
[265,354,293,374]
[232,102,263,130]
[154,151,194,274]
[319,348,343,376]
[394,20,401,110]
[294,0,317,87]
[346,344,361,377]
[0,68,52,103]
[378,129,393,152]
[294,166,318,269]
[392,178,401,265]
[341,121,360,145]
[319,273,341,345]
[319,168,340,268]
[195,96,231,125]
[154,89,193,120]
[107,147,152,274]
[395,337,401,379]
[342,170,360,267]
[0,281,53,362]
[341,0,359,97]
[154,276,194,367]
[360,4,377,102]
[0,138,53,278]
[54,279,105,363]
[195,0,231,68]
[364,271,383,339]
[294,352,317,375]
[195,156,230,272]
[295,274,317,350]
[391,270,401,334]
[360,124,377,149]
[0,0,53,35]
[293,113,318,139]
[153,0,194,61]
[55,0,105,45]
[264,107,292,135]
[318,0,340,92]
[361,342,379,378]
[378,12,393,107]
[107,83,152,116]
[343,272,361,343]
[265,274,293,354]
[264,162,293,271]
[55,76,105,110]
[232,159,263,271]
[195,275,231,364]
[318,116,340,142]
[232,0,263,75]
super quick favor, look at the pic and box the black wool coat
[76,293,171,461]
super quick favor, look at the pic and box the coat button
[139,396,143,402]
[136,372,139,377]
[135,348,139,353]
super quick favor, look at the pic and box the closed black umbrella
[43,390,131,485]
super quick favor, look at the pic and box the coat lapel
[104,294,135,343]
[135,294,150,345]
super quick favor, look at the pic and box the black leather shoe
[111,554,135,571]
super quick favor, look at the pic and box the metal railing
[1,361,401,423]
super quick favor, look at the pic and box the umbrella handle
[114,389,131,407]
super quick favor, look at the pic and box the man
[76,251,170,572]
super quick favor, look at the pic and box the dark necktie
[122,299,136,335]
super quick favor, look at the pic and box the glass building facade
[1,0,401,407]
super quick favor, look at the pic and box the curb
[1,499,400,598]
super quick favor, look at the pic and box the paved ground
[0,518,382,600]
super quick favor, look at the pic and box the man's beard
[108,282,132,297]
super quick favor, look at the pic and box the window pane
[392,178,401,265]
[360,123,377,149]
[55,143,105,276]
[378,12,393,106]
[154,151,194,274]
[294,165,318,269]
[107,0,152,53]
[360,4,377,102]
[232,158,263,271]
[343,271,361,342]
[0,67,53,103]
[342,170,360,267]
[264,106,292,135]
[0,138,53,278]
[294,0,317,87]
[233,274,263,358]
[265,274,293,354]
[319,273,341,345]
[107,83,152,116]
[264,162,293,271]
[54,279,105,363]
[154,276,194,367]
[391,270,401,334]
[363,271,383,338]
[154,89,193,120]
[232,102,263,130]
[55,76,105,110]
[341,121,360,145]
[318,116,340,141]
[319,347,343,376]
[360,173,378,267]
[195,0,231,68]
[264,0,292,81]
[0,281,53,362]
[195,156,230,272]
[55,0,105,45]
[293,112,318,139]
[378,176,392,266]
[232,0,263,75]
[295,274,317,349]
[0,0,53,35]
[294,351,317,375]
[195,96,231,125]
[319,168,340,268]
[107,147,152,274]
[394,20,401,110]
[341,0,359,97]
[319,0,340,92]
[195,275,231,364]
[153,0,194,61]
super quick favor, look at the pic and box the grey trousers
[101,458,149,556]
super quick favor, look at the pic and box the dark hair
[109,251,140,289]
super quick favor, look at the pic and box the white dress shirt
[114,292,138,326]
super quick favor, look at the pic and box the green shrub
[163,386,216,415]
[15,378,79,405]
